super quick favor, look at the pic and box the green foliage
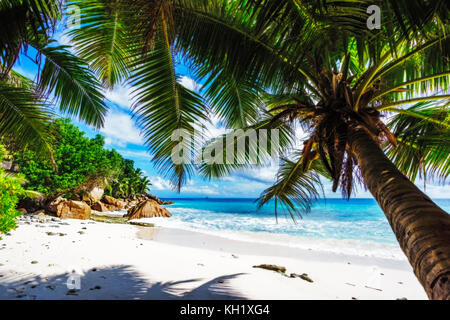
[14,118,150,198]
[0,144,26,238]
[105,160,152,198]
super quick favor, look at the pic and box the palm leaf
[198,116,294,180]
[67,0,131,88]
[256,150,328,220]
[0,79,53,154]
[386,101,450,183]
[130,33,208,190]
[36,42,108,128]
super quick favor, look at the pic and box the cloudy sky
[13,32,449,200]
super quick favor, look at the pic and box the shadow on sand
[0,265,247,300]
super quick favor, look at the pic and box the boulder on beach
[56,200,91,220]
[92,201,109,212]
[81,186,105,205]
[103,195,126,209]
[124,200,172,220]
[88,186,104,203]
[48,196,67,213]
[142,193,173,205]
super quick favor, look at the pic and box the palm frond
[67,0,132,88]
[256,150,327,221]
[0,79,53,154]
[130,33,208,191]
[35,42,108,128]
[386,101,450,183]
[0,0,60,74]
[198,116,294,180]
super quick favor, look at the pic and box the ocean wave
[133,206,405,260]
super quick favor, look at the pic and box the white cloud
[182,184,220,195]
[235,163,279,184]
[54,31,72,47]
[151,177,172,191]
[104,85,133,109]
[100,111,143,146]
[117,150,151,160]
[419,184,450,199]
[178,76,201,91]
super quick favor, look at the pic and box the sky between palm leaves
[11,28,448,200]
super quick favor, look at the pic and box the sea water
[144,198,450,259]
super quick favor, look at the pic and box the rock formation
[56,200,91,220]
[92,201,109,212]
[103,195,126,209]
[124,200,172,220]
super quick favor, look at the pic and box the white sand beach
[0,214,428,300]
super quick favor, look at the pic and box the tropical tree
[65,0,449,298]
[0,0,107,155]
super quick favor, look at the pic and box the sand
[0,214,428,300]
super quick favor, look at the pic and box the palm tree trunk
[348,125,450,300]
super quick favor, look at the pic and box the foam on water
[132,198,450,260]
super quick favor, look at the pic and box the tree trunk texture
[349,125,450,300]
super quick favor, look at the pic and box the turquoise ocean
[151,198,450,259]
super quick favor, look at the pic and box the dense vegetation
[0,145,30,238]
[14,118,151,200]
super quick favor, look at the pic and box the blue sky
[11,31,450,200]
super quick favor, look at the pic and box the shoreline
[0,215,428,300]
[137,226,409,269]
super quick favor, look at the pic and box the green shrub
[0,146,26,239]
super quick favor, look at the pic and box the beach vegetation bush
[0,145,32,238]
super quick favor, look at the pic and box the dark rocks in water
[124,200,172,220]
[290,273,314,283]
[253,264,286,274]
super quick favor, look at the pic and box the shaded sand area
[0,215,427,300]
